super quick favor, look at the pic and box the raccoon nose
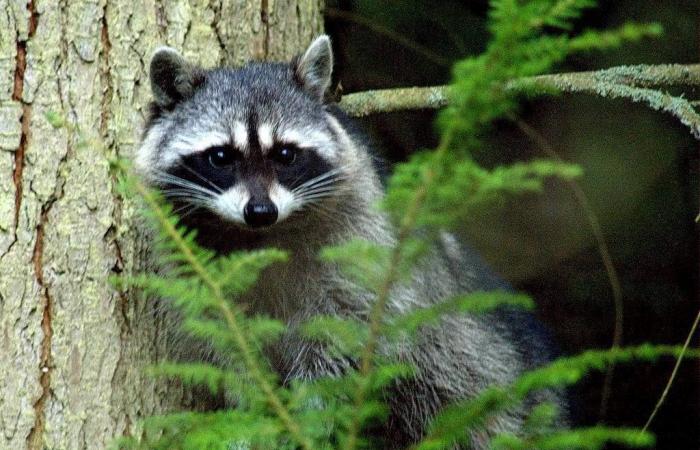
[243,200,278,228]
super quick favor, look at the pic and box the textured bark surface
[0,1,322,449]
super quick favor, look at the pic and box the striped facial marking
[153,117,344,228]
[213,183,250,224]
[165,130,230,167]
[257,123,274,151]
[233,121,248,152]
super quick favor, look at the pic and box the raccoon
[136,35,568,448]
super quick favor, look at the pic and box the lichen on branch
[339,64,700,138]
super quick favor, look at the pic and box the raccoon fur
[136,35,568,448]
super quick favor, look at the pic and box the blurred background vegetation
[325,1,699,448]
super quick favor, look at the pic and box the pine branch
[343,129,457,450]
[338,64,700,138]
[131,178,315,450]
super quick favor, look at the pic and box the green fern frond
[418,345,700,449]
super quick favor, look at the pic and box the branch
[641,306,700,433]
[131,177,314,450]
[338,64,700,138]
[339,85,449,117]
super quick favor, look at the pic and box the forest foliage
[104,1,696,449]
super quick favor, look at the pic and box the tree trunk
[0,1,323,448]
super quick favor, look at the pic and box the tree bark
[0,1,323,449]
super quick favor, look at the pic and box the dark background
[325,1,700,448]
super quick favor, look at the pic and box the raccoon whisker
[161,186,213,197]
[291,168,347,193]
[296,187,354,202]
[287,168,314,191]
[162,188,214,202]
[177,204,203,220]
[164,195,215,209]
[294,176,347,194]
[290,165,359,194]
[298,193,355,207]
[293,167,344,187]
[297,193,342,203]
[171,202,194,215]
[166,194,214,213]
[169,201,208,222]
[293,181,354,198]
[295,185,343,196]
[153,172,219,197]
[176,162,224,194]
[172,203,200,219]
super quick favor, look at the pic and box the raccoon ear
[149,47,202,108]
[294,35,333,102]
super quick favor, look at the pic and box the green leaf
[301,315,369,358]
[320,239,392,290]
[389,290,534,335]
[147,363,230,395]
[529,426,655,449]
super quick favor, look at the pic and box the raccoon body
[137,36,567,448]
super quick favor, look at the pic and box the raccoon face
[137,36,351,230]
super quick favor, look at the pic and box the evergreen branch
[533,426,654,449]
[641,307,700,433]
[532,0,597,31]
[131,179,314,450]
[514,70,700,139]
[339,64,700,138]
[515,63,700,90]
[492,426,654,449]
[344,130,456,450]
[388,291,534,335]
[417,345,700,450]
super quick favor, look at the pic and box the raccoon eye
[207,146,237,167]
[271,145,297,165]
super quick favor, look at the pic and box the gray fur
[137,36,569,448]
[294,35,334,101]
[149,47,202,108]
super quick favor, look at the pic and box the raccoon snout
[244,200,278,228]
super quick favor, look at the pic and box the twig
[641,307,700,433]
[511,64,700,90]
[512,118,624,421]
[325,7,450,67]
[339,64,700,138]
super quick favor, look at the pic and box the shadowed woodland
[327,1,698,448]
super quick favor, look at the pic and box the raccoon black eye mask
[136,35,569,447]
